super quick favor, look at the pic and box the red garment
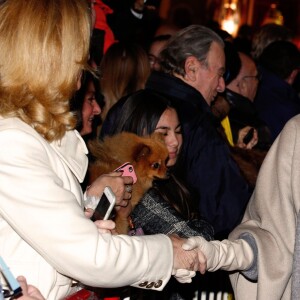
[94,0,116,53]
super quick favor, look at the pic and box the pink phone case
[114,162,137,183]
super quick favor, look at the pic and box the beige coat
[229,114,300,299]
[0,117,173,300]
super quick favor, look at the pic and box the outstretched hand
[182,236,254,272]
[182,236,209,272]
[169,235,207,276]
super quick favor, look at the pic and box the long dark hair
[112,89,198,220]
[70,71,103,140]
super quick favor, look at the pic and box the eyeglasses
[241,73,262,82]
[237,72,262,87]
[148,54,161,66]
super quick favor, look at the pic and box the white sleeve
[0,128,173,290]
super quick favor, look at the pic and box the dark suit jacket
[254,67,300,142]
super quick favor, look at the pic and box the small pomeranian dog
[88,132,169,233]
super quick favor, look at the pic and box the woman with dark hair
[71,71,104,190]
[104,89,213,299]
[71,71,103,140]
[109,89,213,231]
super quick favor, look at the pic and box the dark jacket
[107,5,159,49]
[146,72,252,238]
[254,66,300,142]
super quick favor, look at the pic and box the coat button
[139,281,148,287]
[146,282,155,288]
[154,280,163,288]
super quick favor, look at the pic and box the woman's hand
[236,126,258,150]
[16,276,45,300]
[94,219,117,234]
[86,172,133,207]
[115,200,132,221]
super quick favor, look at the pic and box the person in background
[251,23,293,61]
[71,70,103,190]
[108,89,214,240]
[107,0,161,49]
[99,41,151,122]
[182,113,300,300]
[146,25,252,239]
[104,89,214,300]
[89,0,116,66]
[101,25,251,297]
[71,71,102,140]
[254,40,300,142]
[210,42,267,190]
[212,43,272,150]
[233,24,253,56]
[0,1,204,299]
[148,34,171,71]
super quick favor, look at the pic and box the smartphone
[114,162,137,184]
[91,187,116,222]
[0,257,22,298]
[243,127,254,144]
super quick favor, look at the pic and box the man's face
[195,42,226,105]
[227,52,260,102]
[237,53,260,102]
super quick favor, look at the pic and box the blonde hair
[0,0,91,141]
[100,42,151,121]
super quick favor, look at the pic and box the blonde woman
[0,0,203,299]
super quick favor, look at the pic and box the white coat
[0,117,173,299]
[229,114,300,299]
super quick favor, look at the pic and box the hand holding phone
[243,127,254,144]
[91,187,116,222]
[114,162,137,184]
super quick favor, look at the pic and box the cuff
[83,190,100,210]
[239,233,258,280]
[130,234,173,291]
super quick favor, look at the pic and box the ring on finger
[125,185,132,193]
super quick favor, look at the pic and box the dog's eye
[152,162,160,169]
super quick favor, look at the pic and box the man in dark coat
[146,25,251,239]
[254,40,300,142]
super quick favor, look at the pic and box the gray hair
[160,25,224,76]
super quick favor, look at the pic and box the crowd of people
[1,0,300,300]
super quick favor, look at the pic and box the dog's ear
[133,144,151,162]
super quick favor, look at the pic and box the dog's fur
[88,132,169,233]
